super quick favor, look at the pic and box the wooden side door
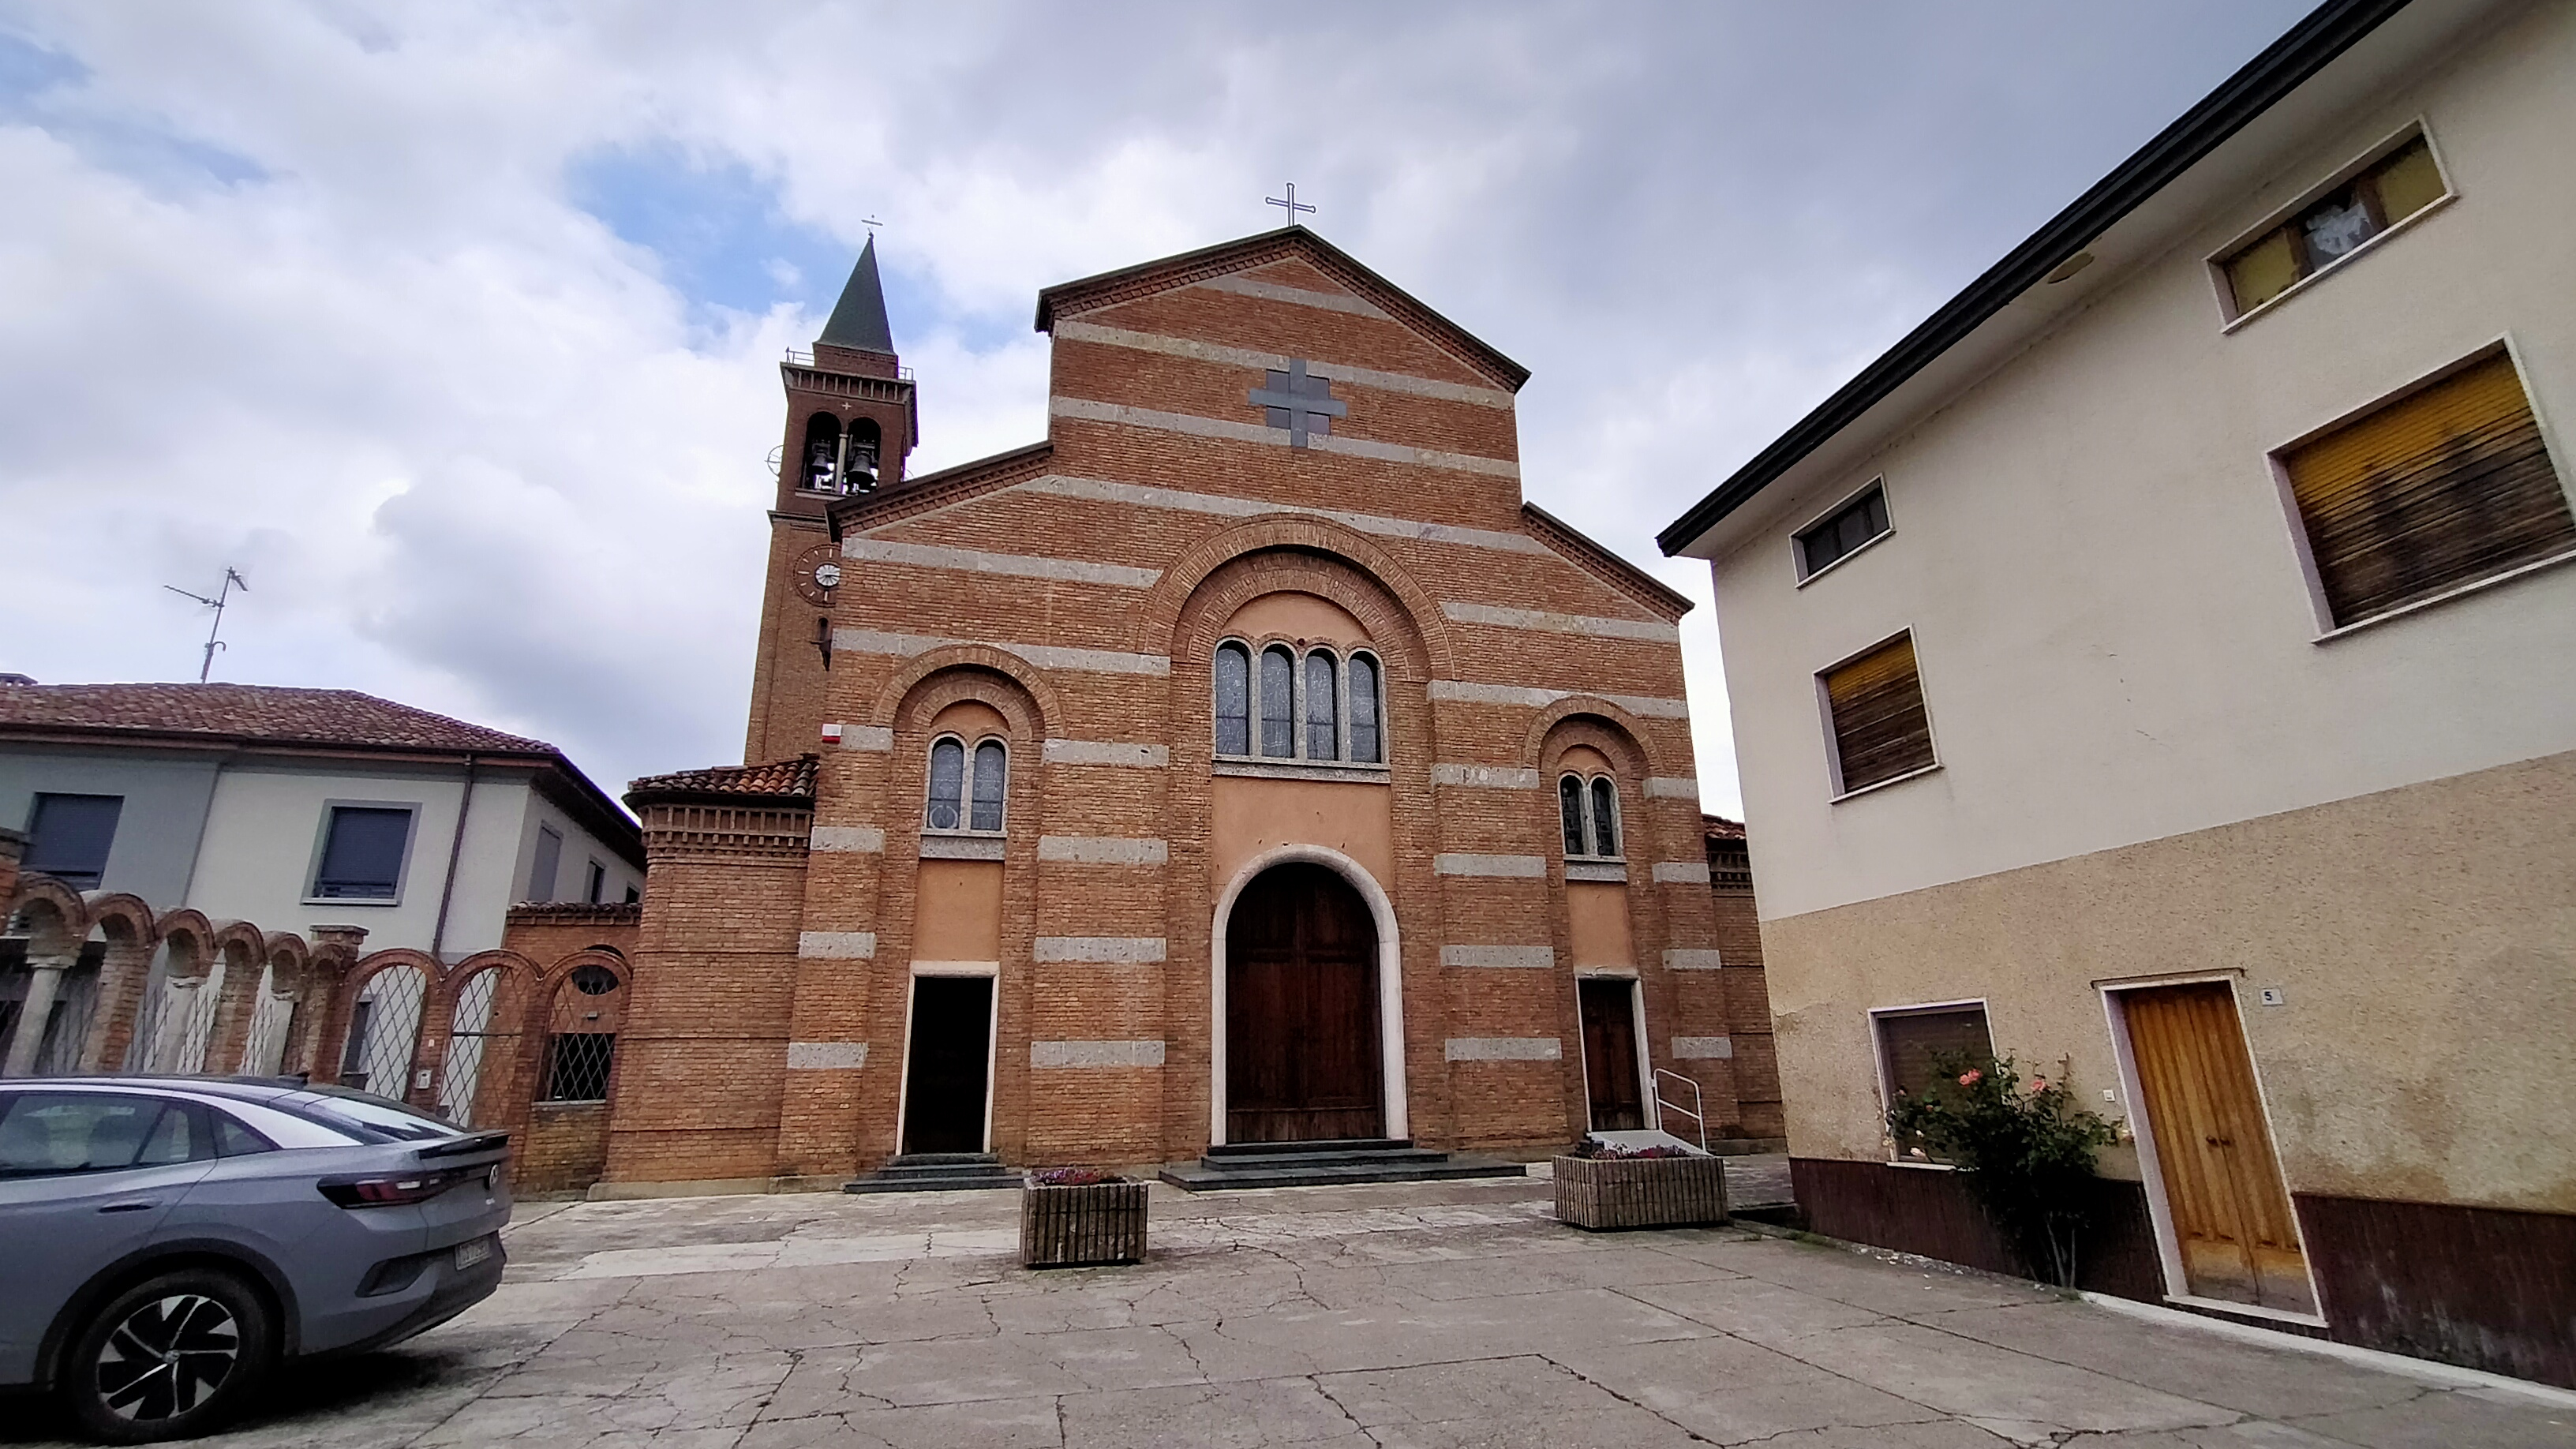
[2122,983,2316,1314]
[1578,979,1646,1132]
[1226,863,1383,1144]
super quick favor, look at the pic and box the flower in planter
[1028,1166,1122,1186]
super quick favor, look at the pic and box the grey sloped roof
[819,236,896,354]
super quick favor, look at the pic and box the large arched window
[1214,643,1250,756]
[1560,772,1623,859]
[1259,647,1296,758]
[1215,641,1390,766]
[801,413,841,492]
[927,735,1009,834]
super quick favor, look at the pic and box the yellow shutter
[2372,137,2446,223]
[2282,351,2574,625]
[1824,634,1936,792]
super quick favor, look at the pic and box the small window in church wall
[1305,650,1339,759]
[927,738,965,830]
[1559,776,1587,856]
[1589,777,1621,858]
[1349,653,1381,763]
[970,740,1007,832]
[1561,772,1622,859]
[1215,643,1250,755]
[1260,647,1296,758]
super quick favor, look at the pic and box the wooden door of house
[2123,983,2316,1314]
[1226,863,1383,1144]
[901,976,993,1155]
[1578,978,1646,1131]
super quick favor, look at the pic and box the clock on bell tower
[743,235,916,765]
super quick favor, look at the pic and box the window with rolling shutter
[1875,1005,1994,1160]
[1822,633,1937,796]
[2282,350,2574,628]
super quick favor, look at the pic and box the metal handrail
[1653,1068,1707,1152]
[784,346,914,380]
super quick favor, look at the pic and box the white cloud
[0,0,2314,821]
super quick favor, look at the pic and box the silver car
[0,1076,510,1443]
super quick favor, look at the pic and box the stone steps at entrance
[843,1153,1020,1194]
[1159,1139,1527,1192]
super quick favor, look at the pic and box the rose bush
[1885,1051,2118,1286]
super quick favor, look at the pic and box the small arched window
[801,413,841,492]
[1305,649,1339,759]
[842,417,882,492]
[1259,646,1296,758]
[1348,653,1381,764]
[926,737,965,830]
[971,739,1008,832]
[1214,643,1251,756]
[1560,773,1623,859]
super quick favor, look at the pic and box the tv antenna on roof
[163,567,248,683]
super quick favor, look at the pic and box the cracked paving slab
[8,1169,2573,1448]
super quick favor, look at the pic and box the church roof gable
[1035,227,1529,393]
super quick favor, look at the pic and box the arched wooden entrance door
[1226,863,1383,1144]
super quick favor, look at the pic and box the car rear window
[279,1090,466,1144]
[0,1093,209,1177]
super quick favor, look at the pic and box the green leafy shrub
[1885,1052,2118,1286]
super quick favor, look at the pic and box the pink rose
[1958,1069,1983,1087]
[2031,1077,2049,1091]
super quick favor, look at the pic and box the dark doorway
[901,976,993,1154]
[1578,978,1646,1132]
[1226,863,1383,1143]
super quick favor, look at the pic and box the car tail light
[317,1166,477,1208]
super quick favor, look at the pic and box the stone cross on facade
[1248,359,1346,449]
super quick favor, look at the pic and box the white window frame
[923,733,1009,839]
[2209,119,2457,331]
[1558,772,1625,863]
[1815,627,1943,803]
[1791,476,1895,586]
[1866,996,1992,1170]
[301,800,422,908]
[1214,637,1391,775]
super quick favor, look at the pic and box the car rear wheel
[63,1268,275,1443]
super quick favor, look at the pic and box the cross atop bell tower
[745,235,921,763]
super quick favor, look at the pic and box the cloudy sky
[0,1,2316,818]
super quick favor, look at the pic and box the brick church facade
[607,228,1779,1189]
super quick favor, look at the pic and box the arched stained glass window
[1305,650,1339,759]
[1559,775,1588,856]
[1349,654,1380,764]
[971,739,1008,832]
[1589,777,1620,858]
[927,737,964,830]
[1215,642,1250,756]
[1260,647,1296,758]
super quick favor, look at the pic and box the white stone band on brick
[1426,680,1691,719]
[1430,764,1542,789]
[1664,949,1725,971]
[1564,861,1628,884]
[841,537,1161,589]
[785,1042,869,1069]
[1033,936,1167,964]
[832,627,1170,677]
[1047,397,1520,480]
[1031,1039,1166,1069]
[1645,777,1701,800]
[1433,853,1548,878]
[1015,474,1552,557]
[838,725,893,751]
[1672,1035,1735,1060]
[1440,601,1679,642]
[1038,836,1170,866]
[1440,945,1555,969]
[1043,739,1170,768]
[1191,275,1391,319]
[1052,320,1514,408]
[1445,1036,1562,1061]
[797,931,877,960]
[1653,861,1713,885]
[809,826,886,853]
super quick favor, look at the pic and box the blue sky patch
[0,30,266,190]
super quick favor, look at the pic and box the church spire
[818,236,896,355]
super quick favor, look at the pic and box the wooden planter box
[1554,1153,1729,1231]
[1020,1179,1148,1267]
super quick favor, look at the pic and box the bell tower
[743,238,918,764]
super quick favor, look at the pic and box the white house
[1660,0,2574,1387]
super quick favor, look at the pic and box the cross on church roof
[1248,359,1346,449]
[1265,182,1315,228]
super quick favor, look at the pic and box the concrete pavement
[6,1166,2567,1447]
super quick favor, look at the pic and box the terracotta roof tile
[1702,813,1747,841]
[627,755,819,803]
[0,682,556,755]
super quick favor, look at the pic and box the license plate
[455,1236,493,1269]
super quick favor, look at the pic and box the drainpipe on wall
[429,754,477,964]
